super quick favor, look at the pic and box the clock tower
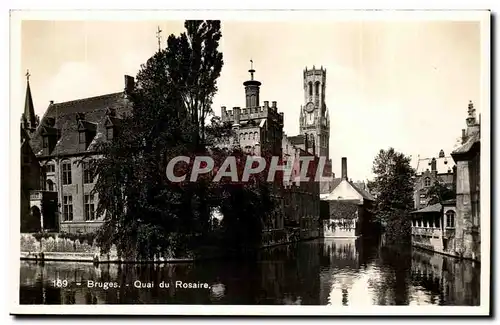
[299,66,330,160]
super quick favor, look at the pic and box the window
[63,195,73,221]
[417,219,422,227]
[420,194,426,198]
[79,131,86,144]
[308,82,313,96]
[434,217,440,228]
[62,162,72,185]
[106,127,113,140]
[83,161,94,184]
[46,179,54,192]
[424,177,431,187]
[315,81,320,95]
[46,164,55,173]
[84,194,96,221]
[446,210,455,228]
[42,136,49,148]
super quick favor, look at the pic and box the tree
[369,148,416,244]
[425,179,455,205]
[89,21,223,260]
[90,20,275,260]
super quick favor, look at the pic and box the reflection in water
[19,238,480,305]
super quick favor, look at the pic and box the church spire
[22,70,38,134]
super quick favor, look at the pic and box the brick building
[21,74,135,233]
[219,65,325,241]
[413,150,456,209]
[411,101,481,262]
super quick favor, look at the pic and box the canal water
[19,238,480,305]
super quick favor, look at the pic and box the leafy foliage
[425,179,455,205]
[88,20,275,260]
[369,148,416,244]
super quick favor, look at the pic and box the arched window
[254,132,258,140]
[424,177,431,187]
[308,82,313,96]
[46,179,54,192]
[446,210,455,228]
[315,81,320,95]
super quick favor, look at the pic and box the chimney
[271,101,277,109]
[461,129,467,144]
[233,107,241,127]
[341,157,347,180]
[124,75,135,95]
[431,158,437,172]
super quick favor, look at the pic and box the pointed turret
[22,70,38,135]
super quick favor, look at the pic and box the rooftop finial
[249,59,255,80]
[156,26,162,51]
[468,100,475,117]
[25,69,31,82]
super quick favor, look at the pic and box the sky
[20,18,483,182]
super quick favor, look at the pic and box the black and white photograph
[10,9,490,316]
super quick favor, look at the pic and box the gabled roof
[29,92,130,157]
[348,180,375,201]
[287,135,305,145]
[411,203,442,214]
[441,199,457,206]
[415,156,455,175]
[323,178,375,202]
[452,131,480,156]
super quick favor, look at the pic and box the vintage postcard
[10,10,490,316]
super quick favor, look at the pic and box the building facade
[21,74,135,233]
[414,151,456,209]
[411,101,481,262]
[299,67,334,194]
[321,157,375,238]
[220,65,322,242]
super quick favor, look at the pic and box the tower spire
[23,69,37,134]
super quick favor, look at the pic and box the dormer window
[40,122,59,156]
[104,108,120,142]
[106,127,114,140]
[79,131,86,144]
[77,115,97,151]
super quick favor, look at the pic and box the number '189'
[52,279,68,287]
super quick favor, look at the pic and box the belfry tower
[299,66,330,160]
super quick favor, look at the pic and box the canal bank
[20,232,323,263]
[19,238,481,305]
